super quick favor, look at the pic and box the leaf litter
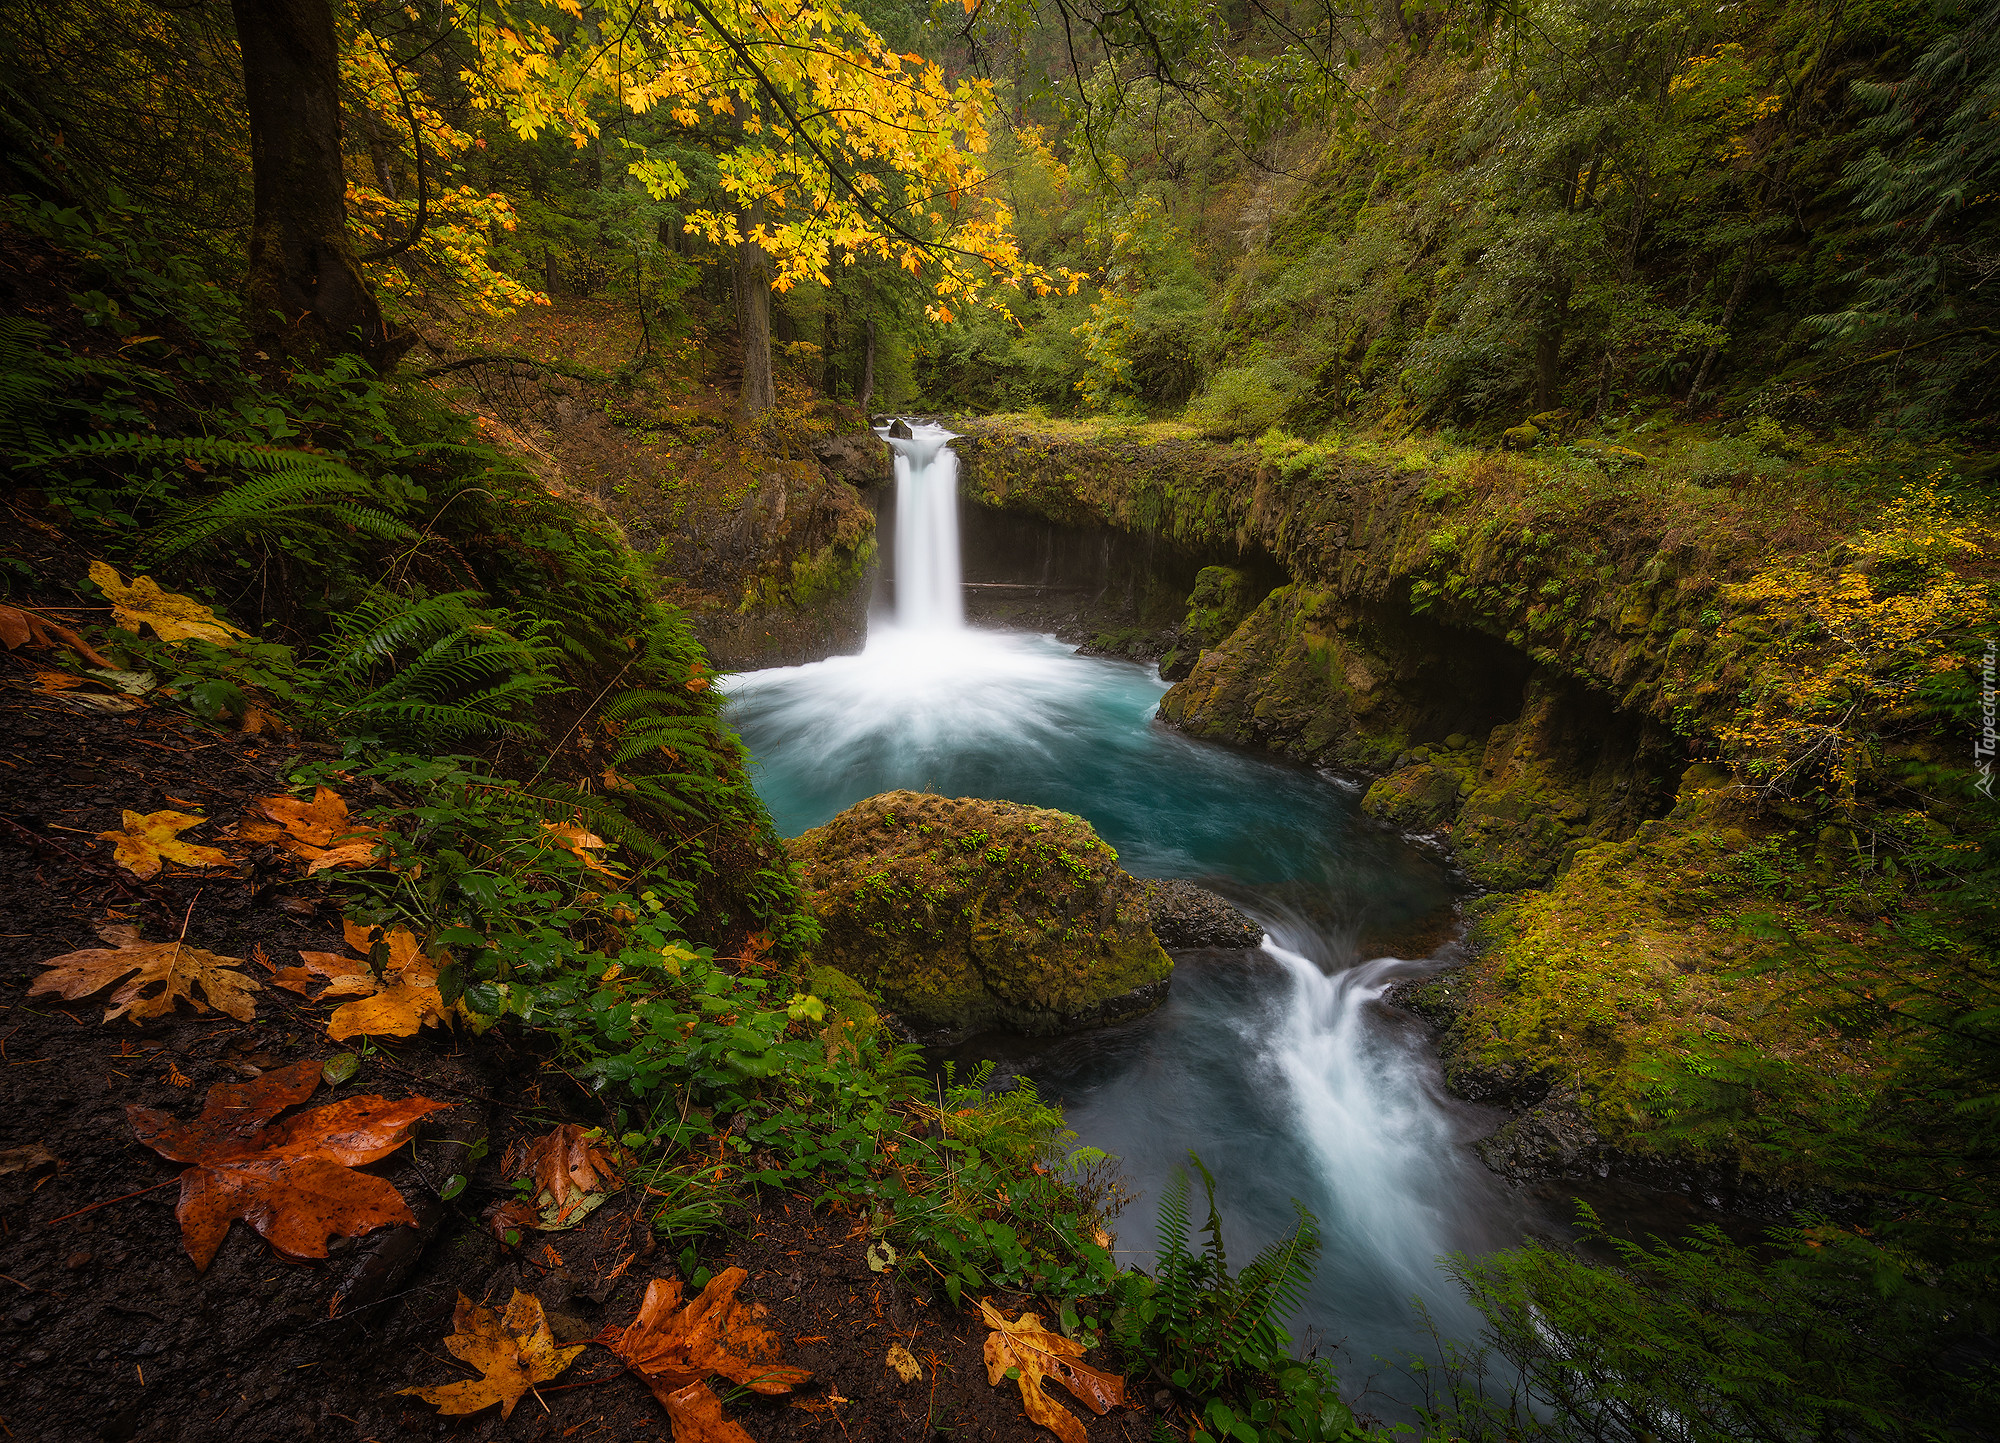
[596,1267,811,1440]
[97,809,232,879]
[276,917,452,1039]
[980,1297,1126,1443]
[240,786,385,872]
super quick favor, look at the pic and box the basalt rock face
[787,792,1173,1036]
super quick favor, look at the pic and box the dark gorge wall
[952,422,1697,888]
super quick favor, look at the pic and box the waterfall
[880,420,964,629]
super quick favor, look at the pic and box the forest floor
[0,593,1163,1442]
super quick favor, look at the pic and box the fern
[1140,1152,1325,1403]
[311,590,566,746]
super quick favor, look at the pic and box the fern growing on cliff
[312,589,565,745]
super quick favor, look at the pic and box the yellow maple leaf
[88,561,250,645]
[979,1298,1124,1443]
[30,924,259,1023]
[399,1290,583,1419]
[314,919,454,1041]
[98,810,231,880]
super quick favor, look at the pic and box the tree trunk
[230,0,402,368]
[857,317,877,415]
[736,196,776,418]
[1685,246,1758,410]
[822,303,840,399]
[1533,279,1571,412]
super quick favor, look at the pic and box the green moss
[788,791,1172,1034]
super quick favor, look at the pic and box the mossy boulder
[786,792,1173,1036]
[1361,759,1465,832]
[805,965,882,1055]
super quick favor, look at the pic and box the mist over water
[720,425,1548,1404]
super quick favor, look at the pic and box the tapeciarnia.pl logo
[1979,639,1997,801]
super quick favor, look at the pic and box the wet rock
[888,417,914,440]
[1143,879,1263,950]
[811,432,887,486]
[1361,759,1464,832]
[788,792,1172,1036]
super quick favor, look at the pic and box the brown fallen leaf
[30,923,260,1023]
[979,1298,1125,1443]
[98,809,231,881]
[126,1057,448,1269]
[596,1269,810,1433]
[482,1197,540,1246]
[0,602,111,667]
[241,787,385,872]
[89,561,249,645]
[510,1124,632,1230]
[0,1143,59,1176]
[398,1290,583,1420]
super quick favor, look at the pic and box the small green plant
[1113,1156,1364,1442]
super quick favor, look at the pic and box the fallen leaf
[30,923,260,1023]
[661,1380,757,1442]
[0,603,111,666]
[98,810,230,881]
[126,1057,448,1269]
[887,1342,922,1383]
[89,561,249,645]
[539,821,625,877]
[85,667,157,695]
[241,788,385,872]
[595,1269,810,1431]
[979,1298,1125,1443]
[0,1143,58,1176]
[512,1124,632,1230]
[293,919,452,1040]
[483,1197,540,1245]
[398,1290,583,1419]
[56,691,142,714]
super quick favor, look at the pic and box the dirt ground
[0,611,1167,1441]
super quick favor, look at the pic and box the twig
[40,1176,179,1227]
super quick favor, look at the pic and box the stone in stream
[786,791,1172,1037]
[1142,878,1264,950]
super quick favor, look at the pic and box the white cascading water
[1259,938,1477,1314]
[880,420,965,629]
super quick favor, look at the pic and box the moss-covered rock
[805,964,882,1056]
[1184,565,1260,649]
[1361,759,1465,832]
[787,792,1173,1035]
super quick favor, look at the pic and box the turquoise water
[723,624,1536,1404]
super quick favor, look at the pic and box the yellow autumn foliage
[1716,477,1991,805]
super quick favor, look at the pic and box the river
[720,423,1567,1408]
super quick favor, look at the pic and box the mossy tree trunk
[230,0,403,369]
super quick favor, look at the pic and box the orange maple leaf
[596,1269,810,1440]
[126,1058,447,1270]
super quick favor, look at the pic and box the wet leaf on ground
[125,1056,448,1269]
[398,1289,583,1419]
[980,1298,1125,1443]
[97,809,230,879]
[30,923,260,1023]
